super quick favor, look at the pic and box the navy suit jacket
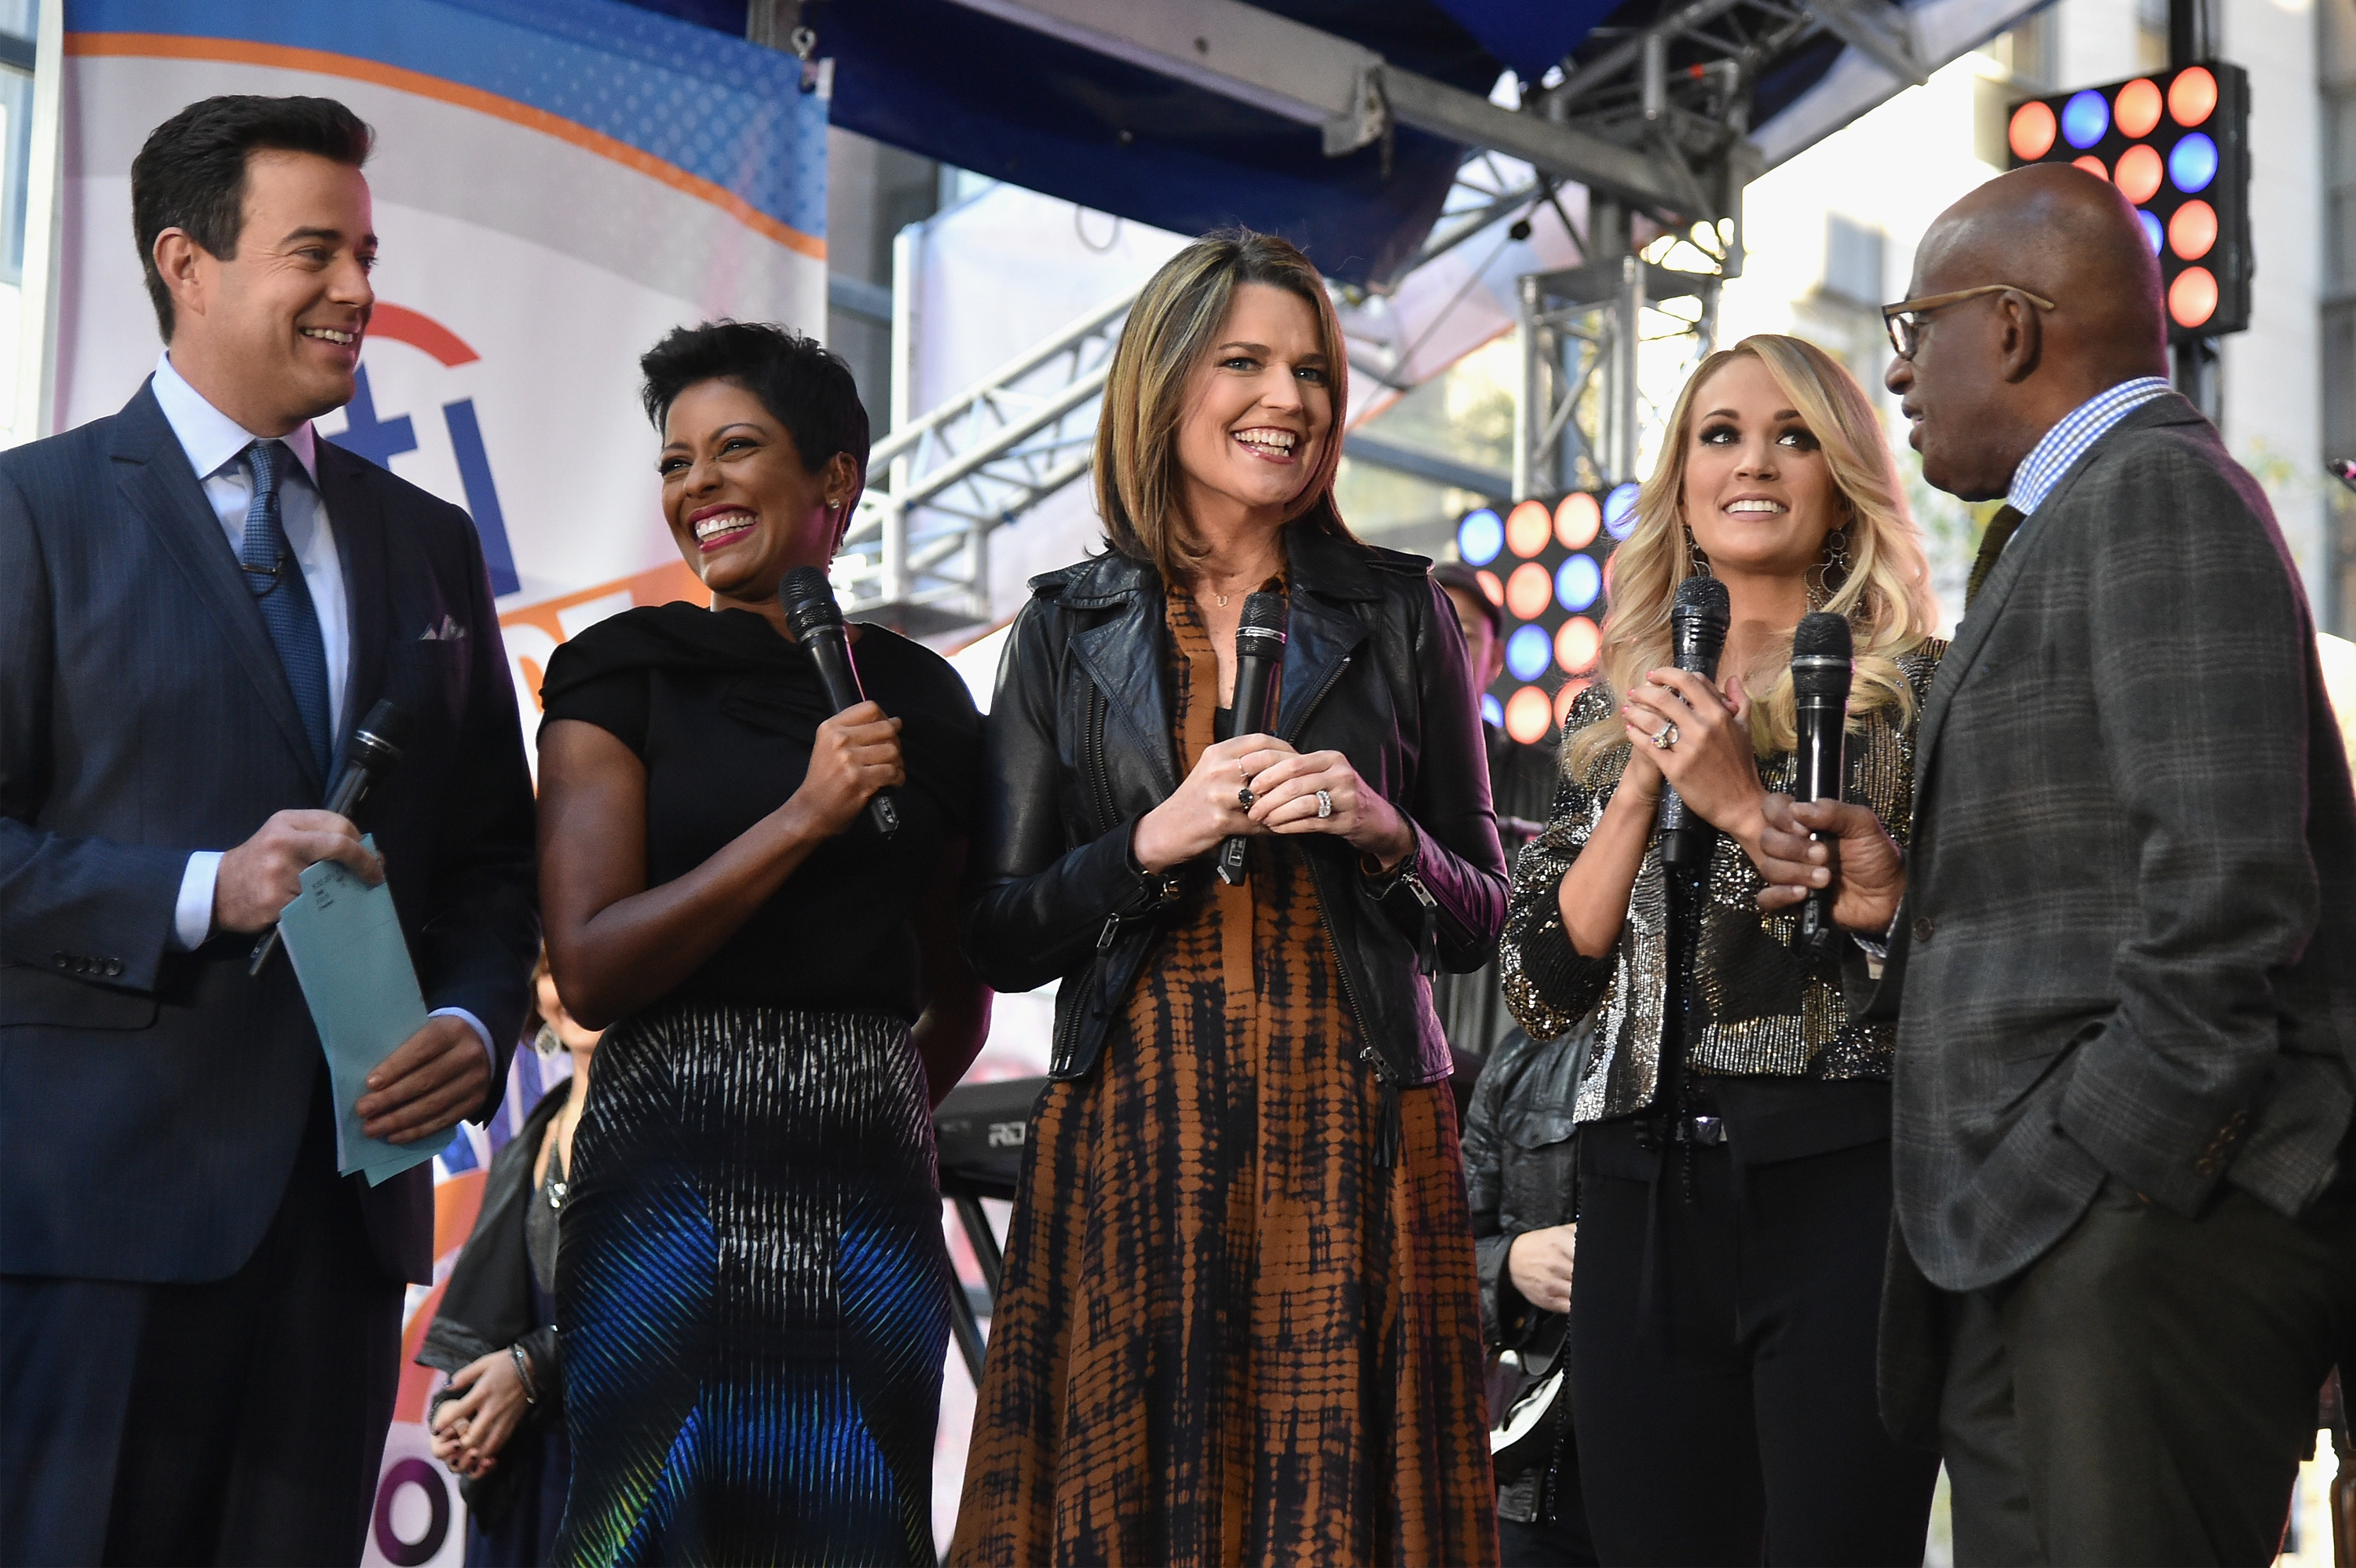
[0,381,540,1287]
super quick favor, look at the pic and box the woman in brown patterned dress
[951,231,1508,1567]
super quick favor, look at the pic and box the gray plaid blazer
[1871,392,2356,1292]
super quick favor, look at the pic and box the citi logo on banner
[324,303,518,596]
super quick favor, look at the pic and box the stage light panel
[2114,77,2163,137]
[2168,65,2216,126]
[1456,489,1619,741]
[1556,554,1601,612]
[2169,199,2215,259]
[2009,62,2248,342]
[1457,508,1503,566]
[1505,686,1553,744]
[2008,99,2056,159]
[1506,500,1553,557]
[2168,133,2217,194]
[1506,623,1553,682]
[1553,682,1588,728]
[1604,483,1641,539]
[1555,492,1601,549]
[1556,616,1600,674]
[2062,90,2109,148]
[2116,143,2162,204]
[1506,561,1553,619]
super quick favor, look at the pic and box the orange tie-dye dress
[950,592,1498,1568]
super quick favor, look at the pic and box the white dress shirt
[150,354,491,1063]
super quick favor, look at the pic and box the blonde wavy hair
[1094,228,1360,583]
[1566,334,1937,777]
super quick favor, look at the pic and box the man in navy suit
[0,96,538,1563]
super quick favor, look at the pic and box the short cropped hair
[638,320,870,483]
[1429,561,1503,639]
[130,95,374,340]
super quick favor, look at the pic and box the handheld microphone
[778,566,900,839]
[1656,576,1730,872]
[249,700,414,975]
[1217,591,1289,887]
[1791,612,1854,952]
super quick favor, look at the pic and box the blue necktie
[238,440,333,777]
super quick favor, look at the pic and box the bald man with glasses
[1753,163,2356,1563]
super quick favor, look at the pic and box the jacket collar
[1048,516,1386,609]
[1913,391,2204,804]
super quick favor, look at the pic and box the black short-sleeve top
[537,602,981,1022]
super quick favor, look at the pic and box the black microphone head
[1236,590,1289,645]
[1670,573,1730,630]
[1791,612,1855,700]
[777,565,844,641]
[351,699,411,761]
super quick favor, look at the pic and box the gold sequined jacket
[1501,640,1944,1124]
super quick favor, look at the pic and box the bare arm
[910,837,991,1104]
[537,702,905,1029]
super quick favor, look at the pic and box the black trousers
[1569,1127,1940,1567]
[1939,1171,2356,1566]
[1,1072,402,1567]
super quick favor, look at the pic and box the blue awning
[621,0,2043,284]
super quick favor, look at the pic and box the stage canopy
[620,0,2051,285]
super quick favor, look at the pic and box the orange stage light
[2168,200,2216,260]
[1506,500,1553,558]
[2113,77,2163,137]
[1505,561,1553,620]
[2007,101,2057,161]
[1505,686,1553,744]
[2168,266,2218,330]
[1555,492,1601,550]
[2168,65,2216,127]
[2114,144,2162,204]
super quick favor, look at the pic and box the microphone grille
[777,565,843,638]
[356,698,412,751]
[1793,612,1853,658]
[1238,590,1290,636]
[1670,574,1729,622]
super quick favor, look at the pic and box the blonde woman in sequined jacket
[1501,334,1946,1567]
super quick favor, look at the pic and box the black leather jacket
[964,521,1509,1091]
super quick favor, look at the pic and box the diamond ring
[1315,788,1333,820]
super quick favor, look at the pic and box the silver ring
[1650,722,1680,750]
[1315,788,1333,820]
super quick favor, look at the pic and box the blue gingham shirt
[2005,375,2173,516]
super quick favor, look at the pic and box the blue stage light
[1506,623,1553,682]
[1603,483,1641,540]
[2168,133,2218,194]
[1556,554,1601,612]
[2061,90,2109,149]
[1457,508,1504,566]
[2136,209,2163,254]
[1480,693,1504,729]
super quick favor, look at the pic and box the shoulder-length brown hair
[1095,228,1360,582]
[1566,334,1937,777]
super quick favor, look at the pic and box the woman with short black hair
[537,321,990,1563]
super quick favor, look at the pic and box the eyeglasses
[1882,285,2058,360]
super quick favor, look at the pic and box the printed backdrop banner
[55,2,825,1560]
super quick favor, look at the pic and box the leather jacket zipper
[1285,649,1403,1169]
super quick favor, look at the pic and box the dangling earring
[1682,524,1712,579]
[1809,527,1851,604]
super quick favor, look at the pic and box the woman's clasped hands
[1132,734,1413,874]
[429,1347,533,1479]
[1620,667,1770,855]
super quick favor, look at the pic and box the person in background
[536,322,990,1563]
[1502,334,1945,1565]
[419,953,598,1566]
[1429,560,1560,1115]
[1462,1012,1597,1568]
[1755,163,2356,1563]
[951,229,1507,1567]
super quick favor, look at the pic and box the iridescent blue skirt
[554,1003,950,1566]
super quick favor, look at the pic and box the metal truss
[832,291,1128,630]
